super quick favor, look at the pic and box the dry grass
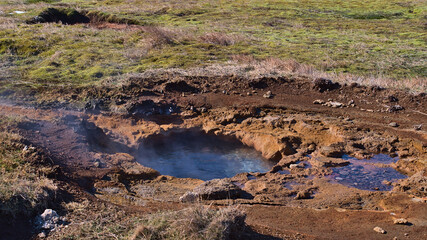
[105,57,426,92]
[0,121,57,218]
[48,203,245,240]
[200,32,240,46]
[130,205,245,240]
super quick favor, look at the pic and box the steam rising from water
[136,130,274,180]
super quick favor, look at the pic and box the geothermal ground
[0,75,426,239]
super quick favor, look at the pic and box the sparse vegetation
[51,203,245,240]
[0,116,57,218]
[131,205,245,240]
[0,0,425,91]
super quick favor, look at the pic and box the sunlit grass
[0,0,425,90]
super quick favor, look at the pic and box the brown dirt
[0,75,426,239]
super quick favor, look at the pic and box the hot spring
[136,130,274,180]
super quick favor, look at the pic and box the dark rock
[388,105,404,113]
[387,95,399,102]
[370,85,384,92]
[164,80,198,93]
[248,77,281,89]
[313,78,340,92]
[127,100,179,116]
[181,179,251,201]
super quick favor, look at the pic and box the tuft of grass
[130,205,246,240]
[52,203,245,240]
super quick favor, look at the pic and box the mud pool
[136,131,274,180]
[329,154,407,191]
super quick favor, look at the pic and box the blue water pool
[136,130,274,180]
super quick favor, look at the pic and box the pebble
[93,161,101,168]
[324,101,343,108]
[263,91,273,99]
[38,232,47,238]
[413,124,422,131]
[393,218,409,225]
[389,122,399,127]
[373,226,386,234]
[313,99,325,104]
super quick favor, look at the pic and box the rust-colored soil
[0,76,425,239]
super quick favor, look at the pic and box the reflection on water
[329,154,407,191]
[136,130,274,180]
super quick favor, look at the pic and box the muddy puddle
[136,130,274,180]
[329,154,407,191]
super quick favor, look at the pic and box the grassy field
[0,0,426,91]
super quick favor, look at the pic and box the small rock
[388,95,398,102]
[404,233,409,236]
[179,192,199,203]
[263,91,273,99]
[37,209,61,231]
[388,105,404,113]
[393,218,409,225]
[93,161,101,168]
[347,100,355,105]
[289,164,300,169]
[324,101,343,108]
[413,124,422,131]
[382,180,392,185]
[184,179,249,200]
[313,99,325,104]
[389,122,399,127]
[38,232,47,238]
[373,226,386,234]
[313,78,340,92]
